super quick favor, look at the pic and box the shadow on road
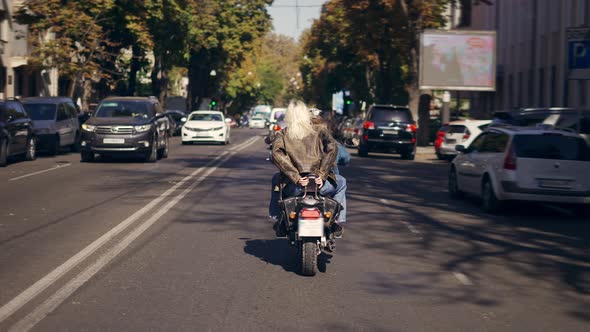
[243,239,299,274]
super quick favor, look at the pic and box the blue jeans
[269,173,347,223]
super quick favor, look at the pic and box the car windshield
[23,104,57,120]
[513,134,590,161]
[95,101,152,118]
[190,113,222,121]
[370,108,412,123]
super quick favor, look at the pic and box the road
[0,129,588,331]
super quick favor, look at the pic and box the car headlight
[134,124,152,133]
[82,124,96,132]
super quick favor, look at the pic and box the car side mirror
[455,145,467,153]
[225,118,232,123]
[181,117,187,123]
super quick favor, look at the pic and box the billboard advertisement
[567,27,590,80]
[419,30,496,91]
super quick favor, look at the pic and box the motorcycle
[276,173,342,276]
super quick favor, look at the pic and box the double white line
[1,136,260,331]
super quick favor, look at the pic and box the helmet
[309,108,322,117]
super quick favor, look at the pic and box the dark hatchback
[358,105,417,160]
[80,97,170,162]
[0,99,37,166]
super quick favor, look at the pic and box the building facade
[465,0,590,118]
[0,0,58,99]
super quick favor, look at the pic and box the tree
[16,0,116,98]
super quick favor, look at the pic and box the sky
[267,0,327,41]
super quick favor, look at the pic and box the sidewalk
[416,145,435,155]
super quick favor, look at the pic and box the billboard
[567,27,590,80]
[419,30,496,91]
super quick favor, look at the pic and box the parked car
[249,116,268,129]
[181,110,230,145]
[80,96,170,162]
[449,125,590,216]
[21,97,81,155]
[164,110,186,136]
[438,120,491,160]
[434,124,450,159]
[358,104,417,160]
[0,99,36,166]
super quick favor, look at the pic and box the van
[21,97,81,155]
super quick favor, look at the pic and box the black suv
[80,97,170,162]
[358,105,417,160]
[0,99,36,166]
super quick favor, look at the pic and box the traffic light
[343,95,352,116]
[210,99,217,109]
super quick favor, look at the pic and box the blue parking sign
[569,40,590,69]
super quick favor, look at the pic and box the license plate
[382,130,398,135]
[196,132,211,138]
[538,179,572,189]
[445,139,456,144]
[103,138,124,144]
[298,219,324,237]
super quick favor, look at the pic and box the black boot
[273,220,287,237]
[331,222,343,238]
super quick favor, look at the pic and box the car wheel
[145,137,158,162]
[24,137,36,161]
[81,151,95,162]
[0,139,8,167]
[158,136,169,159]
[448,168,464,199]
[401,151,415,160]
[482,178,502,214]
[358,143,369,157]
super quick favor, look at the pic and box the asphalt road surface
[0,129,588,331]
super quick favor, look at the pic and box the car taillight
[436,131,446,137]
[363,121,375,130]
[411,138,416,144]
[273,125,281,131]
[503,144,517,170]
[463,129,471,140]
[406,124,417,133]
[300,208,321,219]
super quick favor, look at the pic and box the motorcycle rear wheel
[301,241,318,276]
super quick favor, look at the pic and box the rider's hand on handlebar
[315,177,323,188]
[298,177,309,186]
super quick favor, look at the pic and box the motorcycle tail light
[300,208,321,219]
[274,125,281,131]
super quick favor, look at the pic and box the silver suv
[449,125,590,216]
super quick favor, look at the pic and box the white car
[269,107,286,127]
[439,120,491,159]
[449,125,590,216]
[181,111,230,145]
[249,116,267,129]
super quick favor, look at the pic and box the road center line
[0,151,228,322]
[8,164,72,182]
[8,154,236,332]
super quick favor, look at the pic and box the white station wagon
[449,125,590,216]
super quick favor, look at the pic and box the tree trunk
[128,44,142,96]
[67,77,77,98]
[151,54,162,99]
[188,48,210,111]
[417,92,432,146]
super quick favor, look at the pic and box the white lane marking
[453,272,473,286]
[379,198,389,205]
[2,136,259,329]
[0,152,228,322]
[8,164,72,182]
[228,136,259,152]
[8,157,233,332]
